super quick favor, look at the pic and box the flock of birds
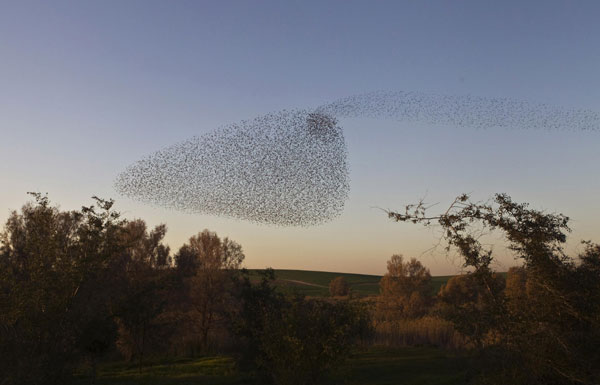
[115,91,599,226]
[115,110,349,226]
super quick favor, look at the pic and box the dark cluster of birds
[115,110,349,226]
[115,91,599,226]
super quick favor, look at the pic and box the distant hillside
[247,269,456,297]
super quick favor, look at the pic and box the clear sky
[2,1,599,275]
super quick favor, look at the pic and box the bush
[329,276,350,296]
[376,255,433,320]
[436,273,505,348]
[230,271,372,385]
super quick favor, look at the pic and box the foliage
[329,276,350,296]
[113,220,176,369]
[0,193,255,385]
[388,193,600,384]
[436,273,505,348]
[229,270,372,385]
[173,230,245,353]
[504,266,527,314]
[376,255,433,320]
[0,194,246,383]
[0,194,127,384]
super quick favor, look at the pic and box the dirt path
[279,279,327,288]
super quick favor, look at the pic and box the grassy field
[73,347,468,385]
[248,269,455,297]
[333,347,468,385]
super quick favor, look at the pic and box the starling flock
[115,91,599,226]
[317,91,599,131]
[115,110,349,226]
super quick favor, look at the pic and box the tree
[113,220,174,370]
[174,229,244,352]
[0,194,127,384]
[504,266,527,315]
[388,193,600,384]
[376,255,432,320]
[230,270,372,385]
[329,276,350,296]
[436,272,505,348]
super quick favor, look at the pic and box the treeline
[0,194,370,385]
[2,193,599,385]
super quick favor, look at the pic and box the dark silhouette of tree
[0,194,127,384]
[229,270,372,385]
[174,229,244,352]
[504,266,527,315]
[113,220,173,371]
[388,193,600,384]
[436,272,505,348]
[0,194,251,382]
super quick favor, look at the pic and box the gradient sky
[2,1,599,275]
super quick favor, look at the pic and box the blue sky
[1,1,599,275]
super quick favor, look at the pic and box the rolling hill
[247,269,456,297]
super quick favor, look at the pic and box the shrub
[230,271,372,385]
[329,276,350,296]
[376,255,433,320]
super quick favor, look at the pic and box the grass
[247,269,456,297]
[72,356,250,385]
[72,347,468,385]
[333,347,468,385]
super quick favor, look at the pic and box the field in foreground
[249,269,455,297]
[73,347,468,385]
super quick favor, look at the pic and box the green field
[248,269,455,297]
[73,347,468,385]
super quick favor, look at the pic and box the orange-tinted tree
[174,229,244,352]
[329,276,350,296]
[376,255,433,320]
